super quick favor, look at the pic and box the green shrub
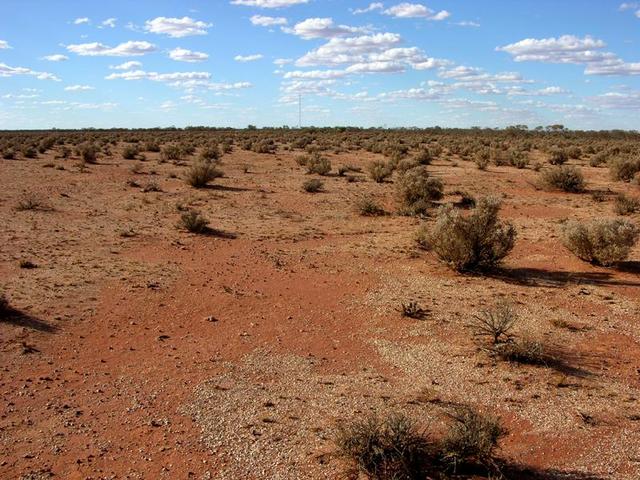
[428,197,516,271]
[356,196,385,216]
[562,218,639,266]
[540,165,585,192]
[395,166,444,215]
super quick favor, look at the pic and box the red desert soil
[1,144,640,479]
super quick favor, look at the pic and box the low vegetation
[395,166,444,215]
[562,218,640,266]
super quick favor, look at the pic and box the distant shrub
[335,413,430,480]
[549,148,568,165]
[252,139,276,154]
[295,154,309,167]
[509,150,529,169]
[161,144,183,162]
[21,145,37,159]
[609,157,640,182]
[2,148,15,160]
[441,407,505,470]
[185,160,223,188]
[474,150,490,170]
[143,141,161,153]
[396,166,444,215]
[614,194,640,216]
[79,143,98,164]
[306,153,331,175]
[428,197,516,271]
[562,218,639,266]
[199,145,220,162]
[589,152,608,167]
[356,196,385,216]
[540,165,585,192]
[122,144,138,160]
[367,160,394,183]
[178,210,209,233]
[414,149,432,165]
[302,178,323,192]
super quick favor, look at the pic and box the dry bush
[494,338,546,365]
[428,197,516,271]
[609,156,640,182]
[2,148,15,160]
[441,407,505,471]
[614,194,640,215]
[306,153,331,175]
[335,413,430,480]
[178,210,209,233]
[78,143,98,164]
[302,178,323,192]
[540,165,585,192]
[470,301,517,344]
[414,149,432,165]
[509,150,529,169]
[122,144,138,160]
[399,301,426,319]
[367,160,394,183]
[562,218,639,266]
[0,292,9,316]
[357,196,385,216]
[548,148,568,165]
[160,144,184,162]
[474,151,490,170]
[199,145,220,162]
[15,193,49,212]
[143,141,161,152]
[185,160,223,188]
[395,166,444,215]
[21,145,37,159]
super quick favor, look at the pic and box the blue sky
[1,0,639,129]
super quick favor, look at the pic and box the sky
[1,0,640,130]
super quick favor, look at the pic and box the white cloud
[296,33,403,66]
[250,15,288,26]
[101,18,117,28]
[73,17,90,25]
[456,20,480,27]
[235,54,264,62]
[274,58,293,65]
[67,41,157,56]
[43,54,69,62]
[284,69,347,79]
[592,91,640,109]
[0,40,10,49]
[169,47,209,63]
[105,70,211,83]
[231,0,309,7]
[353,3,384,14]
[383,3,450,20]
[285,18,369,39]
[109,61,142,70]
[144,17,212,37]
[0,63,61,81]
[507,86,568,96]
[497,35,640,76]
[65,84,95,91]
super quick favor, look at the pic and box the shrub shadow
[487,267,640,288]
[1,307,57,333]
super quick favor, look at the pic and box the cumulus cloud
[0,40,10,49]
[383,3,450,20]
[169,47,209,63]
[109,61,142,70]
[285,17,369,39]
[64,84,94,91]
[234,54,264,62]
[43,54,69,62]
[231,0,309,7]
[67,41,157,56]
[73,17,90,25]
[144,17,212,37]
[106,70,211,82]
[0,62,61,81]
[296,32,403,66]
[592,91,640,109]
[101,18,117,28]
[497,35,640,76]
[250,15,288,26]
[284,69,347,79]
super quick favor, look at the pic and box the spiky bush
[562,218,639,266]
[335,413,430,480]
[428,197,516,271]
[185,160,223,188]
[367,160,394,183]
[540,165,585,192]
[395,166,444,215]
